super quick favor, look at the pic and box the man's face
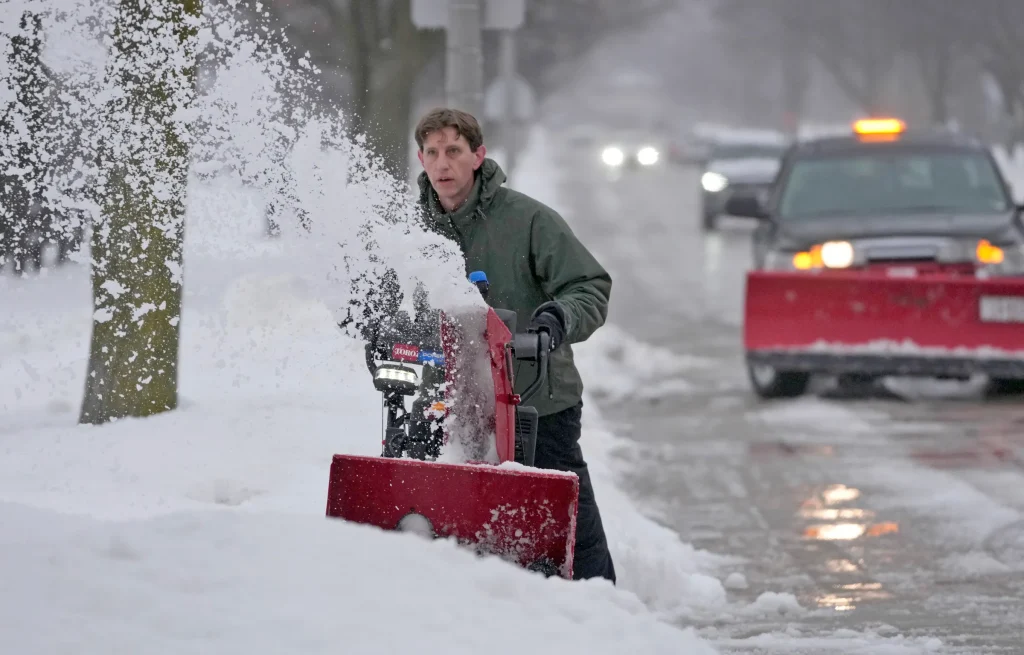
[418,126,485,211]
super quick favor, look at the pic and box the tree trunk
[79,0,201,425]
[347,0,376,136]
[364,0,442,178]
[918,46,951,125]
[779,23,809,133]
[367,73,415,178]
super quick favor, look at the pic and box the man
[414,107,616,583]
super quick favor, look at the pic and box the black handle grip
[517,331,550,405]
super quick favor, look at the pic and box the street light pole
[500,28,517,177]
[445,0,484,119]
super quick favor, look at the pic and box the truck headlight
[701,171,728,192]
[820,241,855,269]
[766,241,855,271]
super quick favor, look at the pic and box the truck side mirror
[724,190,768,219]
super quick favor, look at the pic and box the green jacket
[417,158,612,417]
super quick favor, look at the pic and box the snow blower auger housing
[326,296,580,579]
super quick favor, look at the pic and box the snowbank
[0,112,738,655]
[1,503,714,655]
[574,323,713,402]
[0,175,719,652]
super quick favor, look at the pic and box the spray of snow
[1,0,497,451]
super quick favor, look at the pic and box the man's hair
[414,108,484,152]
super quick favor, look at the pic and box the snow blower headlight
[374,364,419,395]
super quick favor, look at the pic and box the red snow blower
[326,274,579,578]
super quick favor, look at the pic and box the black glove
[529,302,567,351]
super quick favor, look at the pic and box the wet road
[553,141,1024,653]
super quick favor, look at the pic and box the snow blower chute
[326,272,580,578]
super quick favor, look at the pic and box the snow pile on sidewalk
[0,127,736,652]
[0,176,720,653]
[1,504,708,655]
[574,323,713,402]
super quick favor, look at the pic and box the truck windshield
[778,150,1012,219]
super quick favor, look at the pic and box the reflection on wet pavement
[821,484,860,504]
[799,508,873,521]
[804,521,900,540]
[817,582,892,612]
[799,485,900,541]
[804,523,868,541]
[825,559,860,573]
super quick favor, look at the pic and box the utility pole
[500,28,517,177]
[445,0,484,118]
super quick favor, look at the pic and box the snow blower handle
[513,329,552,405]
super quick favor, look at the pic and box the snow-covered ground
[0,113,749,651]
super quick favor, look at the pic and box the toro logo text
[392,343,420,363]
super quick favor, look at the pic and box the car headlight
[637,146,659,166]
[701,171,728,192]
[601,146,624,167]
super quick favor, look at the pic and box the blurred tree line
[261,0,675,176]
[709,0,1024,147]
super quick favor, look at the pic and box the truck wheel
[985,378,1024,397]
[835,373,881,393]
[747,359,809,399]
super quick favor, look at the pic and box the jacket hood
[417,158,507,220]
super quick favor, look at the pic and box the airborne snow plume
[1,0,478,320]
[1,0,490,439]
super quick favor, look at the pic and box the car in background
[699,140,790,231]
[596,128,666,176]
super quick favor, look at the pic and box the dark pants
[534,400,617,584]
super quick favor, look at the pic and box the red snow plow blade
[326,307,579,578]
[744,271,1024,378]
